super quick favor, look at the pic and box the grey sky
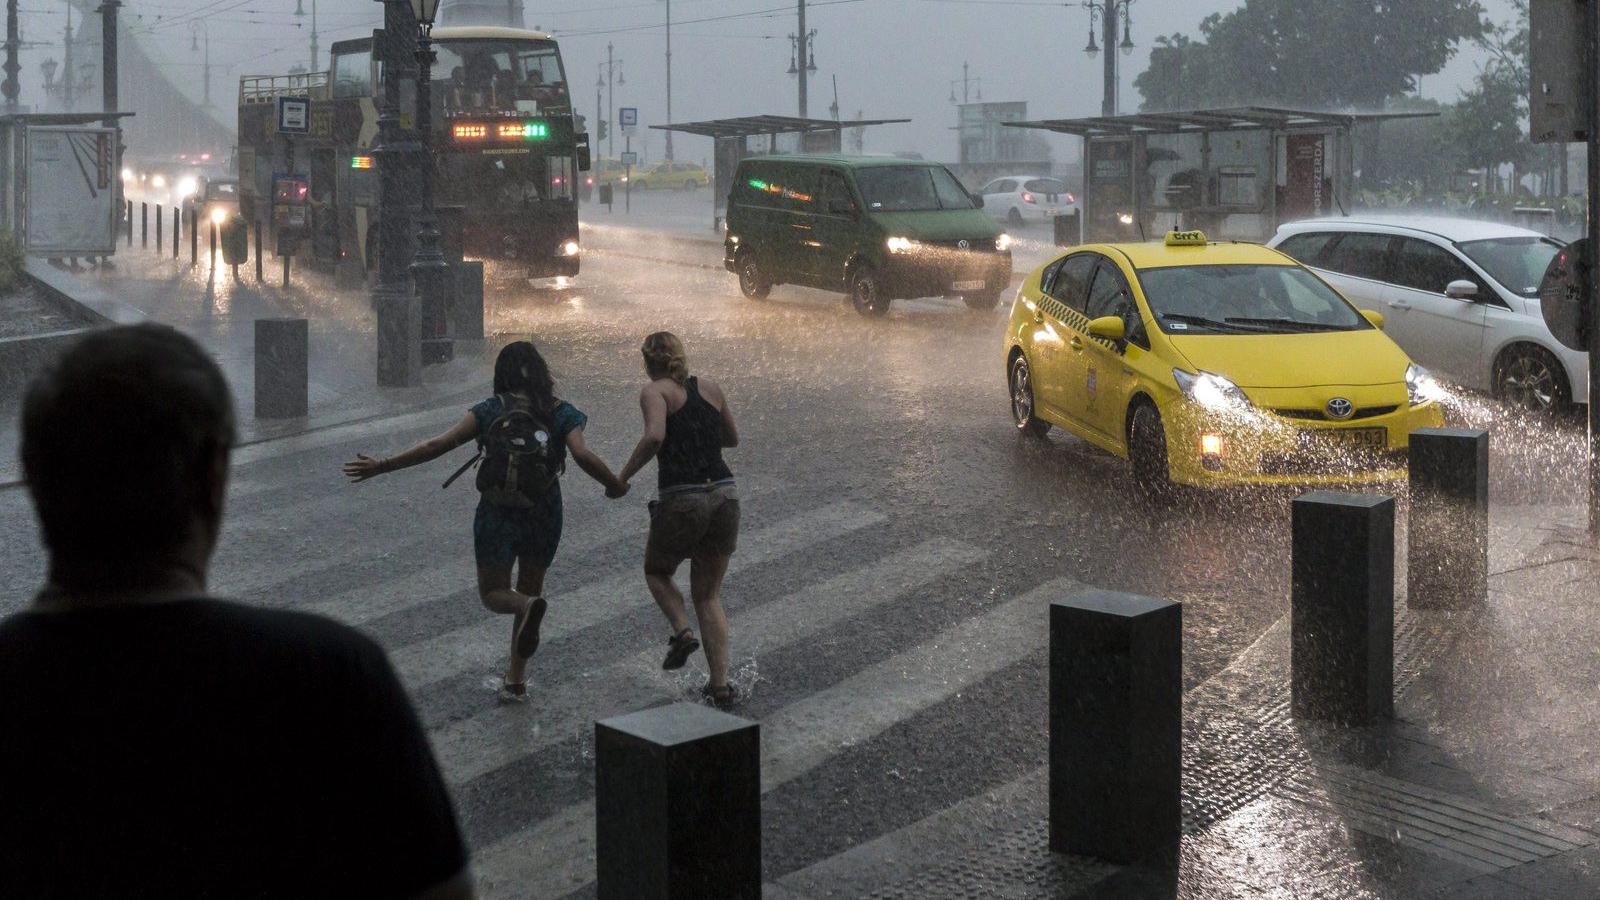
[16,0,1519,163]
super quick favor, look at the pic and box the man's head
[21,324,236,589]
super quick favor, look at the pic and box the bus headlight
[561,240,581,256]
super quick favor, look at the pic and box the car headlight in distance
[1173,368,1252,410]
[209,207,228,225]
[886,236,919,253]
[561,240,581,256]
[176,176,198,199]
[995,233,1013,252]
[1406,363,1444,405]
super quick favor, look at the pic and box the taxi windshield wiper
[1224,317,1352,332]
[1158,313,1261,334]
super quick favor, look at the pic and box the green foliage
[0,229,23,294]
[1135,0,1488,111]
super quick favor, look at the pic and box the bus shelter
[651,115,909,230]
[1004,106,1435,244]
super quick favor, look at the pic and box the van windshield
[855,166,974,212]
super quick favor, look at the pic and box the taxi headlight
[995,233,1013,252]
[1173,368,1252,410]
[1406,363,1444,405]
[886,236,920,253]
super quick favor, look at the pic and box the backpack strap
[442,450,483,490]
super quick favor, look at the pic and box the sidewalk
[771,502,1600,898]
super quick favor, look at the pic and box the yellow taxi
[632,160,711,190]
[1004,230,1446,493]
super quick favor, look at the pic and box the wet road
[1,238,1590,897]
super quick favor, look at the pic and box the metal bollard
[1050,590,1181,864]
[209,222,218,263]
[595,703,760,899]
[172,207,180,258]
[190,205,198,267]
[254,221,264,282]
[1291,492,1395,725]
[1408,428,1489,609]
[254,318,309,419]
[155,204,162,249]
[126,200,133,244]
[140,202,147,247]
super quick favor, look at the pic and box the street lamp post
[787,21,817,118]
[295,0,320,74]
[190,21,211,107]
[1082,0,1133,117]
[371,0,422,386]
[663,0,672,160]
[98,0,119,123]
[948,61,981,105]
[599,44,622,158]
[3,0,19,112]
[409,0,451,365]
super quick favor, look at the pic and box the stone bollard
[595,703,760,900]
[1050,590,1181,864]
[254,318,308,419]
[1291,492,1395,725]
[1408,428,1489,609]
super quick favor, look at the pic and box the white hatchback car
[1268,216,1588,412]
[977,175,1076,228]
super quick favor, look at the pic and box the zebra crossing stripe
[387,501,887,691]
[431,536,987,786]
[470,576,1077,898]
[231,400,471,467]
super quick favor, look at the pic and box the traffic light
[598,120,609,142]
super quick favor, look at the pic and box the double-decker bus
[237,25,587,279]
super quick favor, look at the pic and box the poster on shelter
[1283,133,1326,221]
[24,126,118,255]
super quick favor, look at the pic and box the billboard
[23,126,118,255]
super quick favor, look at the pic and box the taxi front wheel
[1009,355,1050,438]
[1129,403,1173,498]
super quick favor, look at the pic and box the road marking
[471,576,1076,899]
[431,537,986,785]
[230,400,470,467]
[387,501,886,691]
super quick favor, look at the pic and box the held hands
[343,453,387,483]
[605,478,630,500]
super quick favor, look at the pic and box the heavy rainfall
[0,0,1598,896]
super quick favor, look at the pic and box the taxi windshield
[1137,264,1370,335]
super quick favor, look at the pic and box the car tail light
[1022,191,1035,204]
[1066,192,1076,204]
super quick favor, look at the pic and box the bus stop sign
[1539,238,1590,352]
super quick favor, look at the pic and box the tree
[1135,0,1488,111]
[1446,0,1536,193]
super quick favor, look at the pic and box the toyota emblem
[957,239,970,250]
[1325,397,1354,420]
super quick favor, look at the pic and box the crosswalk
[208,411,1081,900]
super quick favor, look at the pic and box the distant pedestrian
[616,331,742,707]
[345,340,627,700]
[1,323,472,898]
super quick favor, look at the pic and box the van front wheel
[849,267,890,317]
[737,253,771,300]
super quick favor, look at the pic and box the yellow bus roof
[432,26,553,41]
[1092,239,1294,270]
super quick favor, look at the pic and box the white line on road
[387,501,886,692]
[471,576,1076,898]
[431,537,986,785]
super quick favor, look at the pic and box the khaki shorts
[645,483,740,574]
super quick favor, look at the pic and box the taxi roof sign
[1165,229,1207,247]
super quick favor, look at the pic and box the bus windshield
[435,39,569,115]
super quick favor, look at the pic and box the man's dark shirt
[0,598,467,898]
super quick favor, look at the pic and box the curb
[24,257,150,326]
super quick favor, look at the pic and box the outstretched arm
[564,426,627,497]
[617,386,669,486]
[344,412,478,482]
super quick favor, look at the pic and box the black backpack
[446,394,563,507]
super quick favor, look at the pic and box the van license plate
[1297,427,1387,452]
[951,280,985,291]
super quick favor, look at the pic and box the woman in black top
[617,332,742,706]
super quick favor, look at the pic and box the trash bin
[1053,211,1081,248]
[220,214,249,266]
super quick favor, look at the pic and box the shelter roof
[1004,106,1436,137]
[651,115,909,138]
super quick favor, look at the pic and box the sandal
[701,682,738,709]
[513,596,548,661]
[662,628,701,670]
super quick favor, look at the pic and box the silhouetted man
[0,324,473,898]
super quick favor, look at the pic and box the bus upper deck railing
[239,72,331,105]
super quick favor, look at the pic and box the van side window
[818,171,856,216]
[1049,254,1097,313]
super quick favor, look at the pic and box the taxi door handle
[1069,336,1084,351]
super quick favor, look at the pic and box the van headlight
[995,233,1013,252]
[1406,363,1443,405]
[886,236,920,253]
[1173,369,1252,410]
[561,240,581,256]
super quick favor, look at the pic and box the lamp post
[948,61,980,104]
[787,25,817,118]
[1082,0,1133,117]
[662,0,672,160]
[3,0,19,112]
[370,0,422,386]
[409,0,451,365]
[190,21,211,107]
[294,0,320,74]
[598,44,622,158]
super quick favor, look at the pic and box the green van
[723,155,1013,316]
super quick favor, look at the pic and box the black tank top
[657,377,734,490]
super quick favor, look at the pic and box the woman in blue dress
[344,341,627,699]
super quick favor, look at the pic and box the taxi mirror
[1087,315,1126,341]
[1359,309,1385,330]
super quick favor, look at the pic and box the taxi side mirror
[1087,315,1126,341]
[1359,309,1385,330]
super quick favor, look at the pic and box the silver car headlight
[1173,369,1252,410]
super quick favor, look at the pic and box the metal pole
[664,0,673,160]
[203,27,211,107]
[3,0,19,112]
[155,202,162,248]
[97,0,118,120]
[309,0,319,73]
[139,201,146,246]
[1101,1,1117,117]
[190,202,198,265]
[607,42,615,158]
[797,0,807,118]
[372,0,421,387]
[171,205,178,257]
[412,20,450,364]
[1588,0,1600,536]
[61,4,73,111]
[254,217,263,281]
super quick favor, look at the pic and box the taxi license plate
[951,279,986,291]
[1297,427,1387,452]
